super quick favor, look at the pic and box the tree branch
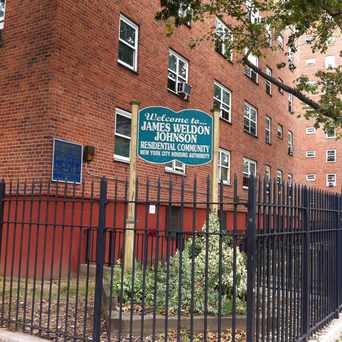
[242,56,331,116]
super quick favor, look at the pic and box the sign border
[51,138,84,184]
[137,106,214,166]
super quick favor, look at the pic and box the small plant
[112,213,247,316]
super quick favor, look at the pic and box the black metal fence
[250,177,342,342]
[0,176,341,341]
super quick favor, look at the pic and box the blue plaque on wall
[52,139,83,183]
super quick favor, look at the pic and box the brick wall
[0,0,298,198]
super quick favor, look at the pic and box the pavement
[309,314,342,342]
[0,330,48,342]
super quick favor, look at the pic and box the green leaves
[112,214,247,316]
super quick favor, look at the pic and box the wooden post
[211,108,220,213]
[124,100,140,272]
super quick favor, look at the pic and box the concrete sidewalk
[309,314,342,342]
[0,330,48,342]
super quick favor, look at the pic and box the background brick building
[0,0,321,199]
[294,33,342,190]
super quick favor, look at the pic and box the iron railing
[0,176,340,341]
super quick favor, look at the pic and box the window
[306,151,316,158]
[278,78,284,94]
[265,67,272,95]
[325,56,335,69]
[288,47,295,68]
[243,158,257,188]
[276,170,283,184]
[214,82,232,122]
[215,18,233,61]
[114,109,131,162]
[306,174,316,182]
[244,103,258,136]
[264,165,271,180]
[277,124,283,139]
[245,51,259,83]
[326,149,336,162]
[306,127,316,135]
[326,127,336,138]
[218,149,231,185]
[266,24,272,47]
[277,34,284,49]
[288,174,293,185]
[326,174,336,187]
[166,207,183,243]
[265,116,272,144]
[305,36,313,44]
[168,50,189,95]
[288,131,294,155]
[178,1,192,26]
[118,15,139,71]
[0,0,5,31]
[165,160,186,175]
[288,93,293,113]
[305,58,316,66]
[246,0,261,23]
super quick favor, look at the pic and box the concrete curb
[0,330,49,342]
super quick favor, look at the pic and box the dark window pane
[116,114,131,136]
[119,42,134,67]
[168,76,177,92]
[114,136,130,158]
[120,20,136,46]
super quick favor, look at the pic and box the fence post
[302,186,310,339]
[336,193,342,317]
[93,177,107,342]
[246,176,257,342]
[0,180,5,258]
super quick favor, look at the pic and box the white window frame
[266,24,272,47]
[265,116,272,144]
[215,17,233,61]
[326,128,336,138]
[276,169,283,184]
[326,174,336,187]
[245,49,259,83]
[288,130,294,153]
[265,67,272,95]
[246,0,261,23]
[114,108,132,163]
[0,0,5,30]
[165,160,186,175]
[218,149,231,185]
[244,103,258,136]
[168,49,189,95]
[178,1,192,26]
[118,15,139,72]
[243,158,257,189]
[264,165,271,180]
[288,93,293,113]
[306,174,316,182]
[325,56,335,69]
[306,127,316,135]
[306,151,316,158]
[305,58,316,66]
[277,124,283,139]
[326,149,336,163]
[277,34,284,49]
[214,82,232,122]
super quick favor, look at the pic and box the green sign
[137,106,213,165]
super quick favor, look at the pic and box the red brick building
[293,33,342,190]
[0,0,300,200]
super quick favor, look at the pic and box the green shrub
[112,214,247,316]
